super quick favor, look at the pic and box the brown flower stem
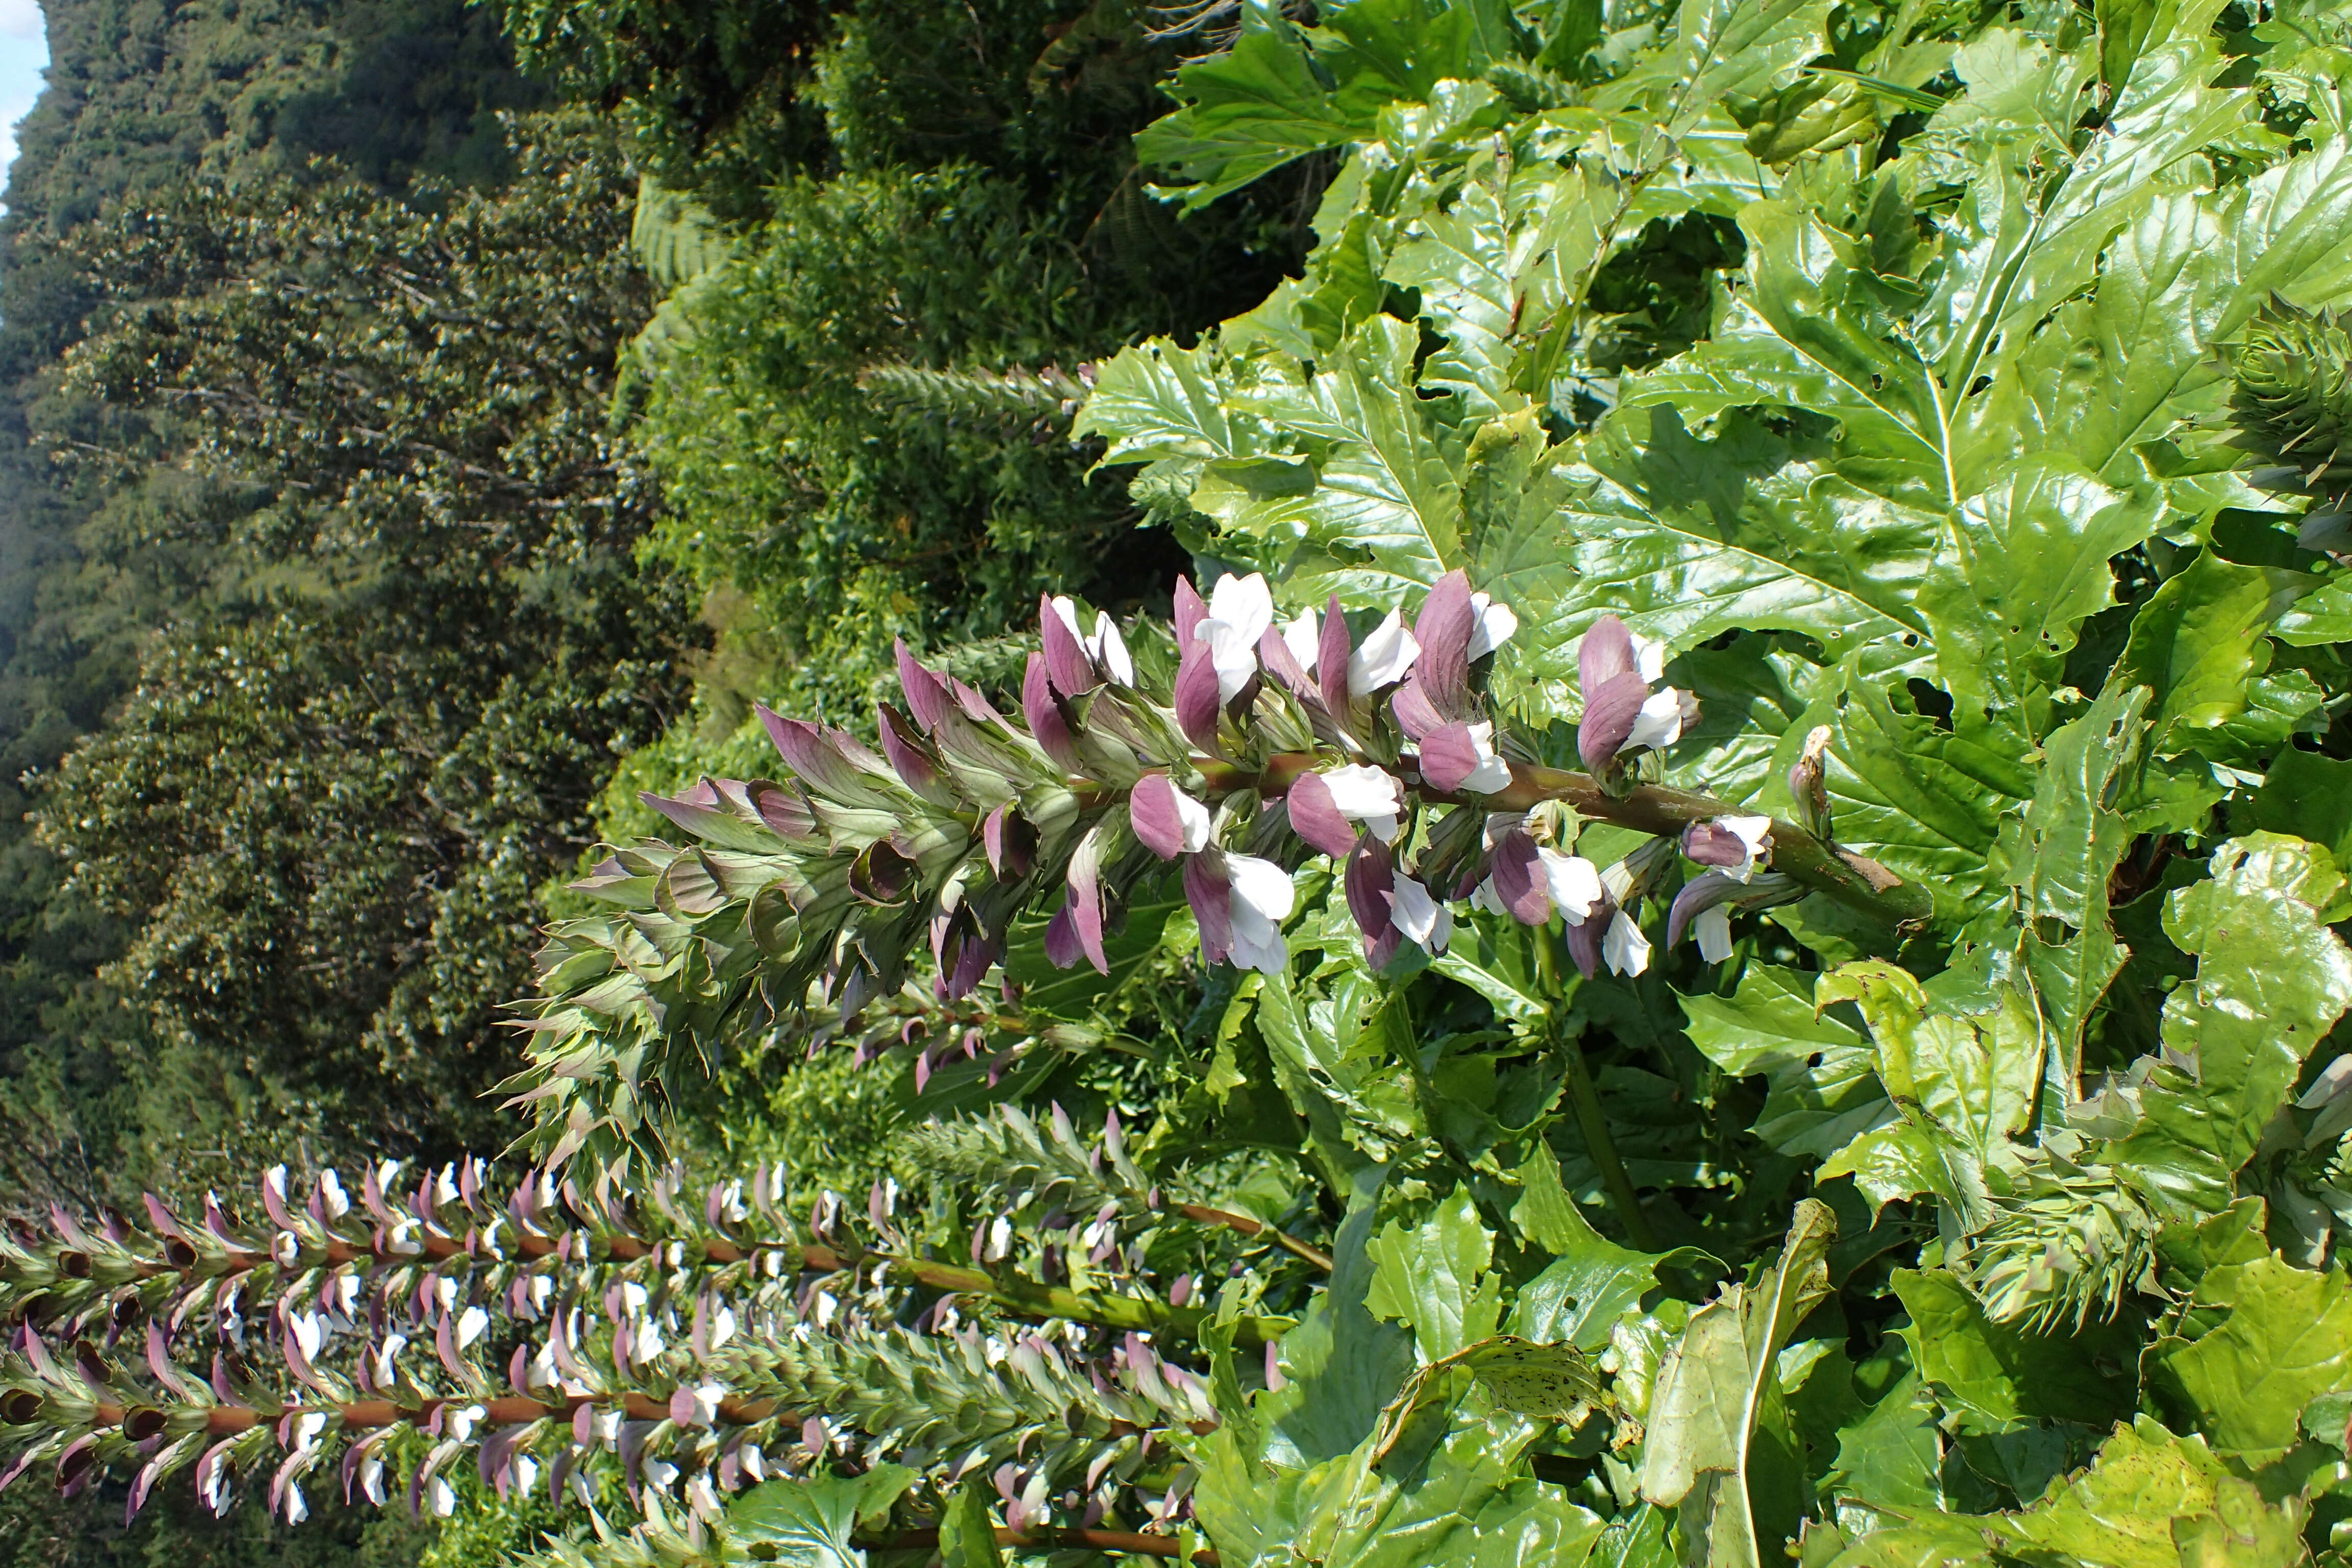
[1534,927,1659,1252]
[1494,763,1926,926]
[1210,753,1930,929]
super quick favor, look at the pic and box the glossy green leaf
[1990,1417,2278,1568]
[1639,1200,1836,1568]
[1071,339,1262,466]
[1367,1184,1503,1360]
[1134,7,1392,211]
[1891,1269,2137,1436]
[2109,833,2352,1196]
[1681,964,1896,1160]
[2111,550,2315,762]
[1825,1369,1944,1514]
[1211,315,1467,605]
[938,1477,1005,1568]
[727,1465,918,1568]
[1509,1144,1695,1351]
[1812,672,2033,924]
[1251,1188,1413,1461]
[1919,459,2162,743]
[1992,684,2149,1084]
[2249,747,2352,886]
[2150,1256,2352,1464]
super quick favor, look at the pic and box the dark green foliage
[0,0,555,1200]
[636,162,1206,715]
[612,0,1307,716]
[10,117,699,1184]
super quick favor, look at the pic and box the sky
[0,0,43,201]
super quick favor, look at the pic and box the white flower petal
[1723,815,1773,883]
[1634,634,1667,685]
[1696,904,1735,963]
[456,1305,489,1350]
[431,1477,457,1517]
[1459,721,1515,793]
[1536,849,1604,925]
[1347,610,1419,692]
[1364,812,1401,843]
[285,1483,308,1526]
[1282,609,1320,675]
[1050,595,1085,641]
[1207,572,1275,648]
[1226,855,1295,974]
[1467,593,1517,658]
[1471,877,1508,916]
[1206,621,1262,703]
[1603,910,1652,977]
[1228,914,1289,974]
[1169,785,1213,853]
[1225,854,1297,924]
[1320,764,1403,821]
[1624,688,1688,753]
[1390,875,1453,953]
[1089,613,1134,685]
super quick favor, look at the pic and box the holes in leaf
[1905,678,1956,731]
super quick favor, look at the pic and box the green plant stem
[1532,929,1659,1252]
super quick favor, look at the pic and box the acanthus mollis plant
[0,1148,1257,1540]
[507,565,1928,1185]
